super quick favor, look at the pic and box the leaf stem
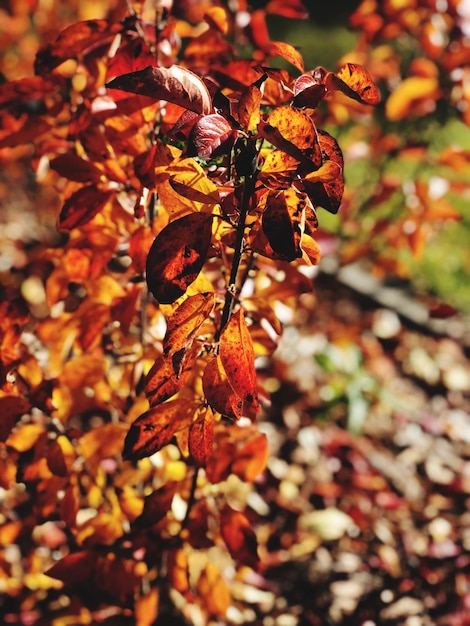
[216,159,258,341]
[181,466,199,530]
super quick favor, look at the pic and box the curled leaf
[189,113,236,159]
[146,212,213,304]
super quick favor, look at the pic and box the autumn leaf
[49,153,102,183]
[334,63,381,105]
[385,76,441,121]
[123,399,198,461]
[197,562,230,617]
[188,113,236,159]
[188,408,214,467]
[220,503,259,569]
[261,189,305,261]
[46,551,96,584]
[268,41,304,73]
[301,129,344,214]
[238,77,265,132]
[0,395,31,442]
[146,212,214,304]
[57,186,114,231]
[293,74,326,108]
[202,355,243,421]
[106,65,213,115]
[219,309,260,419]
[145,352,192,407]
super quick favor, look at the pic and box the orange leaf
[335,63,381,105]
[219,309,260,419]
[220,503,259,569]
[163,292,214,361]
[47,435,77,477]
[146,212,213,304]
[107,65,212,115]
[167,548,190,595]
[133,481,179,527]
[202,355,243,421]
[123,400,197,461]
[268,41,304,73]
[188,408,214,467]
[197,563,230,617]
[238,81,264,132]
[385,76,441,121]
[135,588,159,626]
[261,188,305,261]
[58,186,113,231]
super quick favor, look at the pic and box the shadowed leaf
[58,186,113,231]
[220,503,259,569]
[202,355,243,421]
[302,129,344,214]
[146,213,213,304]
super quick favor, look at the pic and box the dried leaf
[123,399,197,461]
[188,408,214,467]
[219,309,260,419]
[58,186,113,231]
[146,212,214,304]
[220,503,259,569]
[106,65,212,115]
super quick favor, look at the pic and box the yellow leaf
[385,76,441,121]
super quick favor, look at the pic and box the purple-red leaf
[189,113,236,159]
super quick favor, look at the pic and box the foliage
[324,0,470,311]
[0,1,383,623]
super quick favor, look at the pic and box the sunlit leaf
[197,562,230,617]
[220,503,259,569]
[268,41,304,73]
[167,548,190,595]
[58,186,113,231]
[163,292,214,362]
[334,63,381,105]
[145,352,191,407]
[385,76,441,121]
[188,408,214,467]
[123,400,197,461]
[146,212,213,304]
[238,79,265,132]
[135,588,159,626]
[219,309,260,419]
[106,65,212,115]
[47,435,76,477]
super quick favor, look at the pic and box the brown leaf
[49,153,102,183]
[123,400,197,461]
[146,212,213,304]
[219,309,260,419]
[133,481,178,527]
[220,503,259,569]
[106,65,212,115]
[188,408,214,467]
[58,186,113,231]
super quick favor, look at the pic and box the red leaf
[220,504,259,569]
[35,20,120,74]
[188,408,215,467]
[46,551,96,584]
[189,113,236,159]
[145,352,192,407]
[202,355,243,421]
[163,293,214,361]
[58,186,113,231]
[106,65,212,115]
[146,212,213,304]
[267,41,304,73]
[429,303,458,319]
[49,153,102,183]
[293,75,326,108]
[123,400,197,461]
[219,309,260,419]
[0,396,31,442]
[261,189,304,261]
